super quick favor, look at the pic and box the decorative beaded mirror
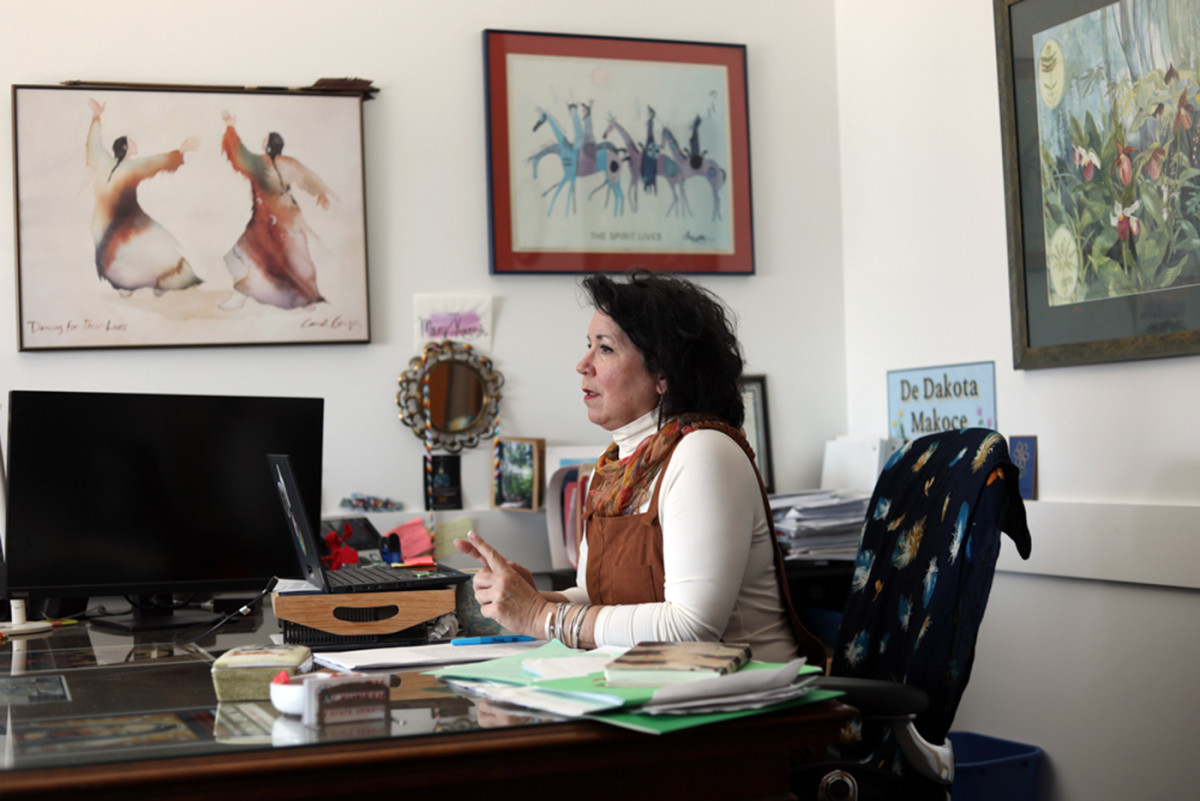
[396,341,503,453]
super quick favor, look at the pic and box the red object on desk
[322,525,360,571]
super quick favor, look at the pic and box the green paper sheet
[593,688,845,735]
[529,661,826,709]
[424,639,580,685]
[425,644,841,735]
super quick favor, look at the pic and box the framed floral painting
[996,0,1200,368]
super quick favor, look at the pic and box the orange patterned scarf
[586,415,740,517]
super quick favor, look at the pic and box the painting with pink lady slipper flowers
[996,0,1200,368]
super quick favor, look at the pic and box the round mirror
[397,341,503,453]
[426,362,485,432]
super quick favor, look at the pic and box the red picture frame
[484,30,754,274]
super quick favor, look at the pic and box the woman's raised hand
[454,531,550,637]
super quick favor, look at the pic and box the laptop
[268,454,470,594]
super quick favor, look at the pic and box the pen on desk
[450,635,536,645]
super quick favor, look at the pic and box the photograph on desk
[11,710,217,758]
[0,676,71,707]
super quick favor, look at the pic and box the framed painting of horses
[484,30,754,274]
[11,81,373,350]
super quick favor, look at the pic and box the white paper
[446,679,624,718]
[522,647,625,680]
[313,640,543,671]
[647,658,809,705]
[641,679,817,715]
[275,578,323,595]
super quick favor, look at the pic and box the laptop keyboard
[325,562,407,590]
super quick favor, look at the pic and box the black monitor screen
[3,390,320,601]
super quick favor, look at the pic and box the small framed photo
[491,437,545,512]
[1008,435,1038,501]
[424,454,463,511]
[740,375,773,494]
[483,29,754,274]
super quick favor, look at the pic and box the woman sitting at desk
[456,271,825,665]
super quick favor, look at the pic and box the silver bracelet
[563,603,580,649]
[553,602,570,643]
[543,607,554,641]
[570,603,591,650]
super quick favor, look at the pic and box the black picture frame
[995,0,1200,368]
[741,374,773,494]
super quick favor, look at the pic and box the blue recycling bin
[948,731,1043,801]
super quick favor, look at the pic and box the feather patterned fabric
[830,427,1032,778]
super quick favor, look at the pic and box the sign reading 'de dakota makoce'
[886,361,996,440]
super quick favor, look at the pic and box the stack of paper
[770,490,869,558]
[423,641,839,735]
[639,659,819,715]
[313,640,546,672]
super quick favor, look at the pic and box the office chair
[794,428,1032,800]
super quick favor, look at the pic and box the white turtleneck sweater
[561,410,799,663]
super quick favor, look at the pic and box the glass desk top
[0,598,554,774]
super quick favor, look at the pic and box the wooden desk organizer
[272,589,455,637]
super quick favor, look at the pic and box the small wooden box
[272,589,455,638]
[211,644,312,702]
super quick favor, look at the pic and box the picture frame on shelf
[424,454,463,512]
[740,374,774,494]
[483,29,754,274]
[12,81,372,350]
[995,0,1200,368]
[492,437,545,513]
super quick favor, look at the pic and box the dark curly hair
[581,270,745,428]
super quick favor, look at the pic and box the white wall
[836,1,1199,798]
[0,0,848,557]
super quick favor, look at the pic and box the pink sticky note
[388,518,434,558]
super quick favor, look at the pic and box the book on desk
[602,641,752,687]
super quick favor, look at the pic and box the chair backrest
[831,428,1031,768]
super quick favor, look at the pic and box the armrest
[811,676,954,785]
[811,675,928,717]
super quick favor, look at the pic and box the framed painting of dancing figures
[12,82,372,350]
[483,30,754,274]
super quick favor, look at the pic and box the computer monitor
[1,390,322,633]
